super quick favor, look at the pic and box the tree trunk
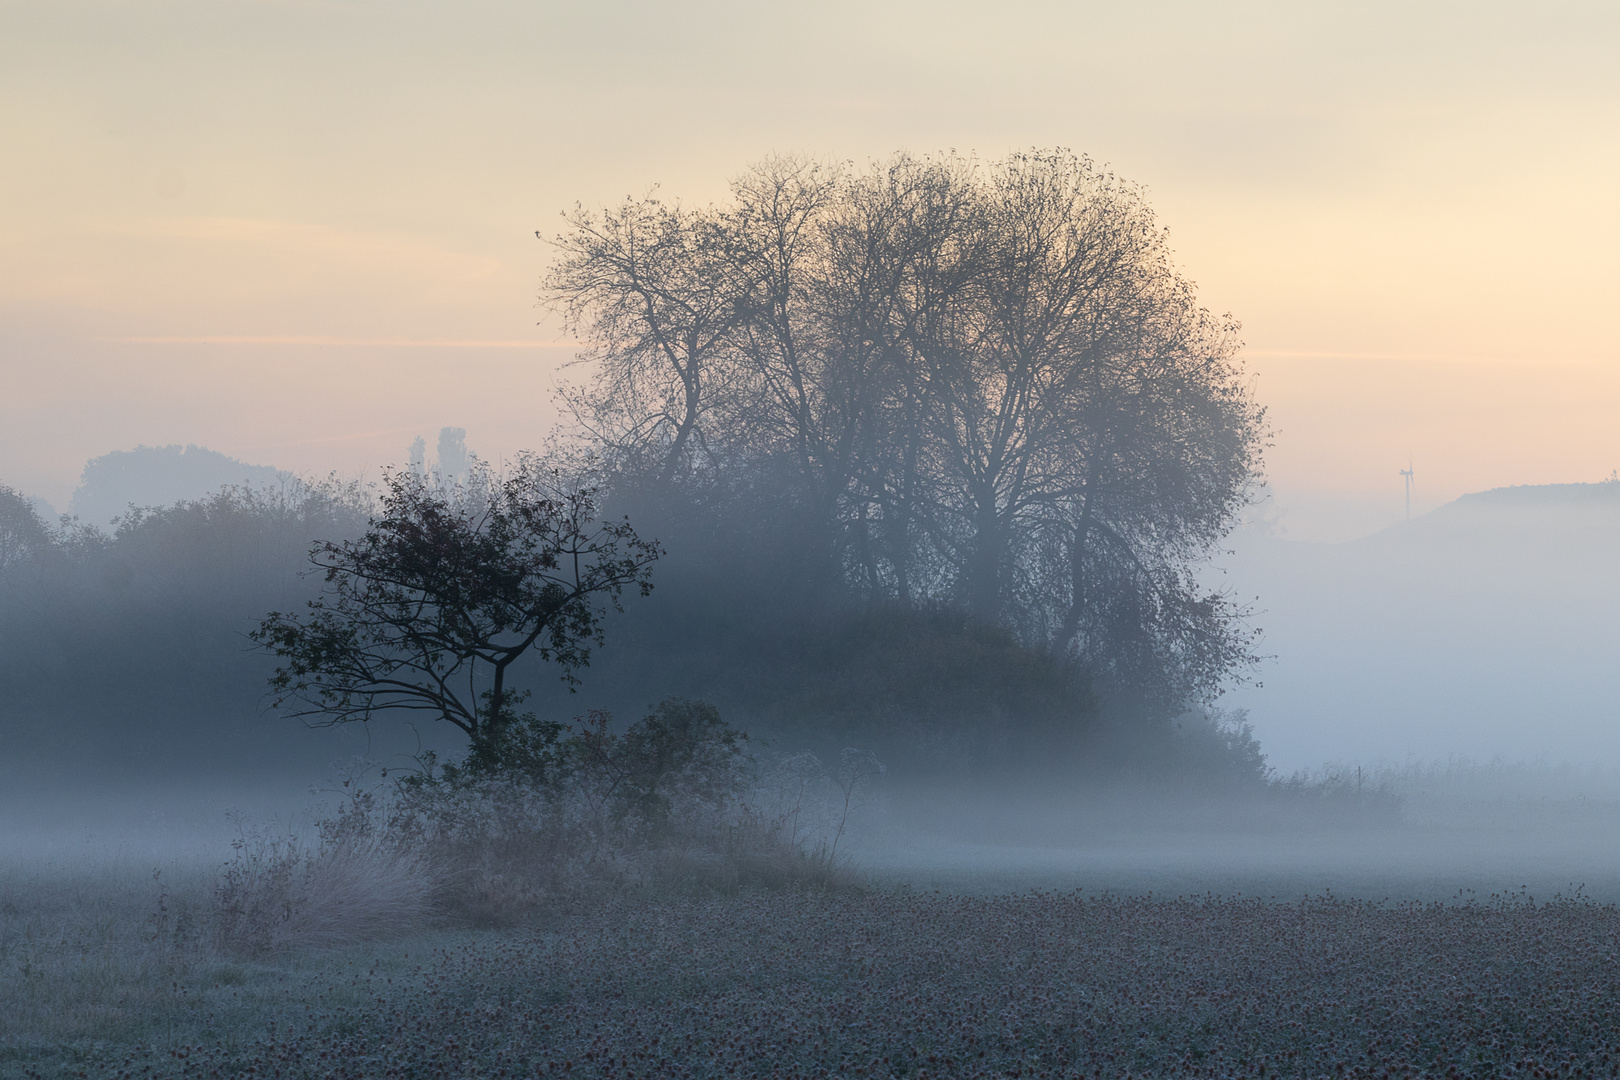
[1056,461,1103,650]
[487,660,509,737]
[964,490,1003,620]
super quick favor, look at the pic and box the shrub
[1270,764,1404,825]
[393,699,855,923]
[212,700,868,940]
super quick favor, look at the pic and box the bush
[1269,764,1404,826]
[395,699,852,924]
[572,600,1098,781]
[212,700,867,944]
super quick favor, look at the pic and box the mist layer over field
[5,436,1620,908]
[1225,481,1620,768]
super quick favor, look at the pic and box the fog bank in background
[1225,481,1620,770]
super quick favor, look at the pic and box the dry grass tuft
[212,824,439,955]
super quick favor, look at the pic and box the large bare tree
[545,197,743,484]
[543,150,1266,711]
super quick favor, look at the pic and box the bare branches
[542,196,746,483]
[544,149,1267,712]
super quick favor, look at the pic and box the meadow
[10,762,1620,1080]
[6,865,1620,1080]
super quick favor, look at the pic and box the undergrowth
[214,698,872,953]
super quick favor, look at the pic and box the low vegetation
[205,699,860,954]
[9,881,1620,1079]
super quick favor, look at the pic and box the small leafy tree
[251,454,659,742]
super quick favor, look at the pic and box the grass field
[8,766,1620,1079]
[7,877,1620,1079]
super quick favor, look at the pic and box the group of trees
[1,149,1268,786]
[0,478,380,779]
[544,150,1265,712]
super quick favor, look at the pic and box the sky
[2,0,1617,535]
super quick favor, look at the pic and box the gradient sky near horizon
[3,0,1617,539]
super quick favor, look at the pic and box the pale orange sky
[3,0,1617,538]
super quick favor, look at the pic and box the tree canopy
[543,150,1266,715]
[0,484,53,573]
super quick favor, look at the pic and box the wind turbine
[1400,459,1415,520]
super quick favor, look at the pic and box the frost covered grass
[0,852,258,1072]
[11,757,1620,1079]
[0,850,494,1079]
[0,730,863,1077]
[9,883,1620,1079]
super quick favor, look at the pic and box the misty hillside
[69,444,289,527]
[1368,481,1620,569]
[1225,481,1620,768]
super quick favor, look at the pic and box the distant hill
[69,444,290,527]
[1344,480,1620,573]
[1449,481,1620,508]
[1394,480,1620,538]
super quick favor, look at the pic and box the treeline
[0,150,1270,788]
[0,479,382,780]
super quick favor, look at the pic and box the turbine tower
[1400,459,1415,520]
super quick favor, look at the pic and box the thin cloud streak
[1243,350,1607,365]
[103,337,583,348]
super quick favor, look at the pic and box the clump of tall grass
[1268,763,1404,825]
[211,816,438,955]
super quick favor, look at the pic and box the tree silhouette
[543,150,1265,711]
[0,484,53,573]
[251,455,659,741]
